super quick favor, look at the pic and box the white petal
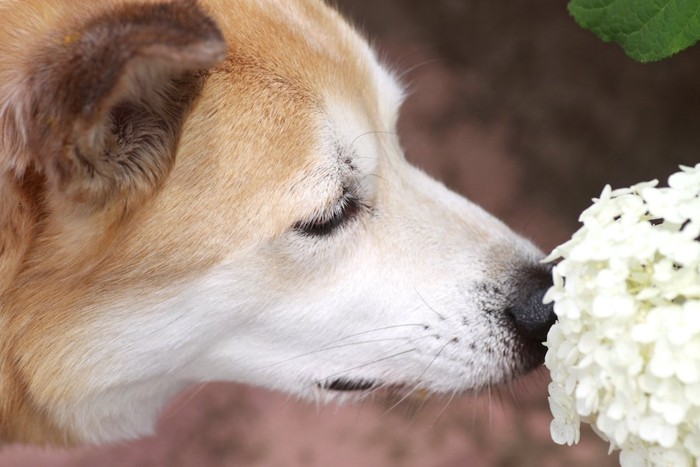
[550,418,578,446]
[631,322,658,343]
[675,358,700,384]
[639,416,663,442]
[619,445,647,467]
[683,383,700,405]
[647,446,691,467]
[649,346,676,379]
[592,294,634,318]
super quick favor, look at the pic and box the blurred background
[2,0,698,465]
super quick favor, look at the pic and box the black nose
[506,265,556,343]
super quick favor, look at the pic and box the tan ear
[5,0,226,207]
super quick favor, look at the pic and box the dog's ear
[4,0,226,208]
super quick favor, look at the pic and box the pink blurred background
[2,0,699,465]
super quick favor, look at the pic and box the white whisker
[380,337,457,418]
[412,286,446,320]
[429,389,458,429]
[254,323,427,371]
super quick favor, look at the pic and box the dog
[0,0,555,445]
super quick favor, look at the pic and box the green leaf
[568,0,700,62]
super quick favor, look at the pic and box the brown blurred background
[2,1,698,466]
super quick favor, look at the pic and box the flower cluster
[544,164,700,466]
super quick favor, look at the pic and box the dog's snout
[506,265,556,344]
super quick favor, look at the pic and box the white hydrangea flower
[544,164,700,466]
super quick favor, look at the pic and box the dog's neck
[0,328,68,444]
[0,170,69,444]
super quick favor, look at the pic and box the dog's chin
[316,349,547,400]
[321,378,379,392]
[316,378,409,400]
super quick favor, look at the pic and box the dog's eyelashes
[295,195,364,237]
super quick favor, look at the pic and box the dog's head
[0,0,554,444]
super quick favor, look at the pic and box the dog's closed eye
[295,192,366,237]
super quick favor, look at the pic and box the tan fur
[0,0,390,444]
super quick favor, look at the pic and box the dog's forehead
[251,0,351,58]
[213,0,369,71]
[209,0,403,136]
[191,0,403,215]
